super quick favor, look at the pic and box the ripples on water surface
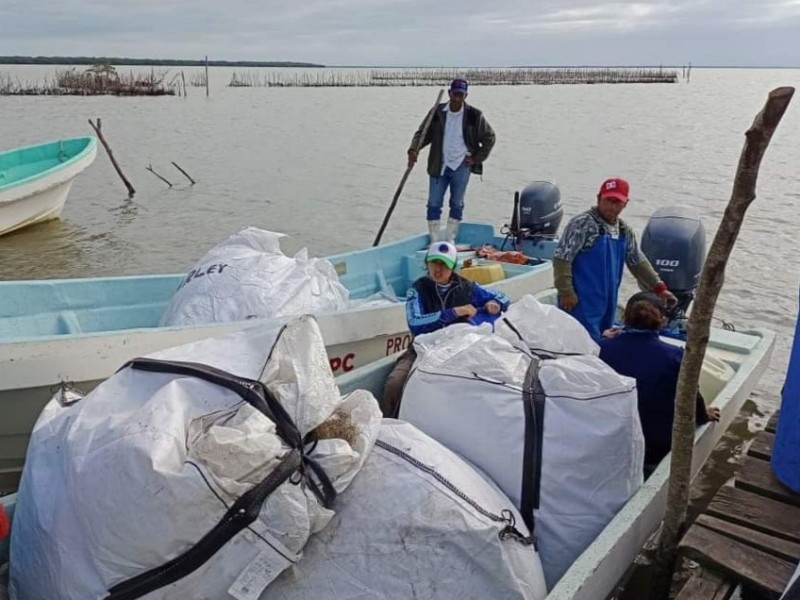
[1,67,798,494]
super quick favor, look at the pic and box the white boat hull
[0,143,96,236]
[0,266,551,479]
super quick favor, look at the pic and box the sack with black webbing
[400,303,644,589]
[261,420,548,600]
[10,316,381,600]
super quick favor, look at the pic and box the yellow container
[460,262,505,284]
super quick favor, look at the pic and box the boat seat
[374,269,398,297]
[56,312,83,334]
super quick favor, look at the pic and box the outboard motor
[506,181,564,246]
[641,205,706,324]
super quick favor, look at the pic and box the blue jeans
[427,161,471,221]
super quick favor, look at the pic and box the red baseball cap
[598,177,630,204]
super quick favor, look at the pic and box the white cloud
[0,0,798,66]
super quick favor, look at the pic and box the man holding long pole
[407,78,496,243]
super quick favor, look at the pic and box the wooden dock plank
[675,568,736,600]
[766,411,780,434]
[679,525,796,600]
[695,514,800,562]
[737,455,800,507]
[706,485,800,543]
[675,568,735,600]
[748,431,776,461]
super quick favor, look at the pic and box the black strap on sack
[104,357,337,600]
[106,450,302,600]
[122,358,301,448]
[520,356,546,538]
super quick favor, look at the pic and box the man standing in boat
[381,241,509,418]
[554,177,677,341]
[407,78,496,244]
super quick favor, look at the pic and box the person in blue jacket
[380,241,510,417]
[599,292,720,476]
[553,177,677,341]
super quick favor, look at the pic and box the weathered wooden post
[145,164,173,188]
[171,161,196,185]
[205,55,210,97]
[651,85,794,599]
[88,118,136,198]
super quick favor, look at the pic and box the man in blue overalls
[553,177,677,341]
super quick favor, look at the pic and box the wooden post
[146,164,173,188]
[651,86,794,599]
[171,161,196,184]
[88,118,135,198]
[205,55,209,97]
[372,89,445,247]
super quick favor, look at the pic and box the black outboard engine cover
[511,181,564,238]
[641,205,706,319]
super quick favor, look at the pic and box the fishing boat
[0,220,558,482]
[0,137,97,236]
[0,315,774,599]
[336,315,774,600]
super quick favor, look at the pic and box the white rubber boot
[428,220,440,242]
[445,218,461,244]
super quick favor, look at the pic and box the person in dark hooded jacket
[380,241,509,418]
[407,78,496,244]
[599,292,719,476]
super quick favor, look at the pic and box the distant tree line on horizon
[0,56,325,68]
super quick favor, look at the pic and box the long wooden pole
[651,85,794,599]
[372,89,445,247]
[205,55,209,97]
[88,118,135,198]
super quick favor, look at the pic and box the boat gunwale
[0,137,97,196]
[0,225,552,344]
[0,268,549,349]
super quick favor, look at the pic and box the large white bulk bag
[261,420,548,600]
[400,323,644,589]
[160,228,349,326]
[10,316,382,600]
[495,294,600,357]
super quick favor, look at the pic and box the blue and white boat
[0,221,557,478]
[0,318,775,600]
[0,138,97,236]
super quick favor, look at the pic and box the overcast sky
[1,0,798,66]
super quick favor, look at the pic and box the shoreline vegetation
[0,56,324,67]
[1,65,176,96]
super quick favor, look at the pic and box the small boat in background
[0,137,97,236]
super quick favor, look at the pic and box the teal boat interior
[0,137,96,191]
[0,223,556,341]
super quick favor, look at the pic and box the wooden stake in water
[651,85,795,600]
[205,55,210,97]
[171,161,196,185]
[146,164,173,188]
[88,118,136,198]
[373,89,444,247]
